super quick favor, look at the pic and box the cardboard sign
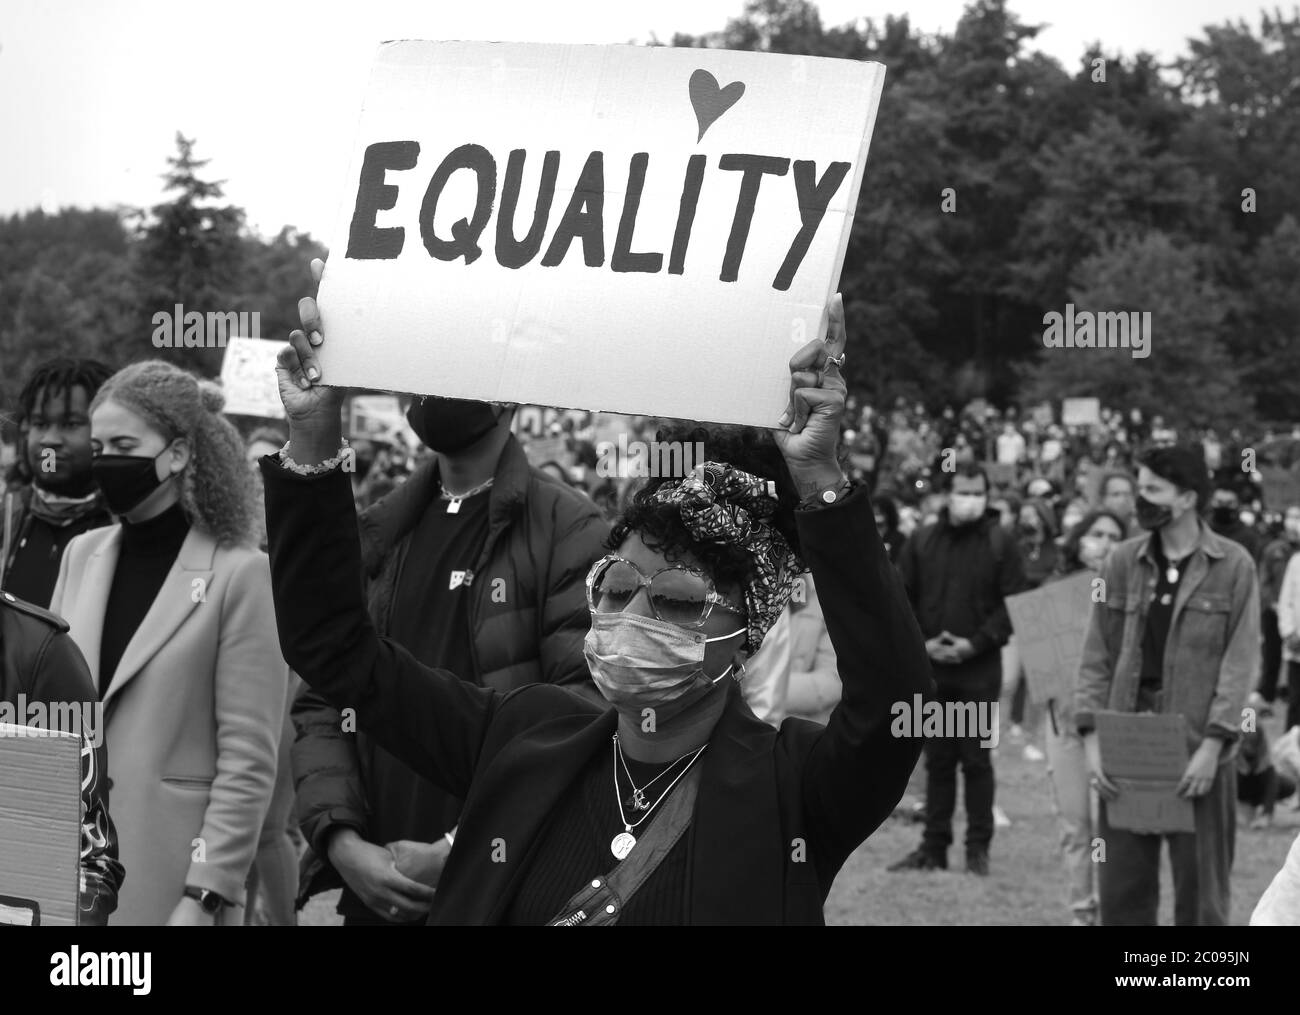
[1093,711,1195,834]
[1061,397,1101,428]
[1004,572,1094,706]
[1261,467,1300,511]
[316,41,886,427]
[522,434,571,468]
[984,462,1017,490]
[220,338,286,419]
[0,724,81,926]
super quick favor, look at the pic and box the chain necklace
[609,733,706,860]
[615,735,691,812]
[439,476,494,514]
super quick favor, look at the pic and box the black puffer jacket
[289,436,608,906]
[0,591,124,924]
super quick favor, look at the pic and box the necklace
[613,738,686,805]
[609,734,706,859]
[439,476,493,514]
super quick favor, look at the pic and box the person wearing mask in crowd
[241,426,300,926]
[890,462,1026,875]
[1236,725,1296,830]
[2,359,115,605]
[873,493,905,564]
[50,361,287,925]
[1077,444,1259,926]
[1006,498,1059,746]
[290,261,610,925]
[262,286,931,925]
[1098,470,1137,536]
[1208,481,1261,560]
[1043,509,1125,925]
[996,419,1025,467]
[1253,504,1300,717]
[1275,533,1300,734]
[0,589,124,924]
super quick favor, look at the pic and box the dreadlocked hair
[606,422,804,597]
[91,360,258,548]
[18,357,114,422]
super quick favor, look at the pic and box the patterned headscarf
[649,461,802,652]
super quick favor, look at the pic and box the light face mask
[583,611,745,723]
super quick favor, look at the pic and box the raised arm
[771,296,934,890]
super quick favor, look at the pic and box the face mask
[948,494,987,524]
[583,611,745,724]
[91,447,173,516]
[1211,505,1238,527]
[406,397,500,453]
[1134,494,1173,532]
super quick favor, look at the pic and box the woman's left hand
[774,293,848,493]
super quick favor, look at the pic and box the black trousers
[921,659,1001,855]
[1258,607,1282,701]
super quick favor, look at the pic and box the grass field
[296,701,1299,927]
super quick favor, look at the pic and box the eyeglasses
[586,555,744,629]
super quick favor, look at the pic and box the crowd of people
[3,280,1300,925]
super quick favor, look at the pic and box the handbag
[546,764,700,926]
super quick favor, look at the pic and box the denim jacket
[1074,522,1259,756]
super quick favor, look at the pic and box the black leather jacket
[0,591,124,924]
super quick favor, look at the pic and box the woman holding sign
[259,259,932,924]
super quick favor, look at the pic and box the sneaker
[993,805,1011,828]
[888,848,947,872]
[1022,744,1046,762]
[966,849,990,876]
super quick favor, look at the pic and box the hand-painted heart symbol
[689,69,745,142]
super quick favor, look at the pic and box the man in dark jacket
[890,461,1026,875]
[2,359,114,606]
[0,590,123,924]
[1207,482,1261,561]
[291,397,608,924]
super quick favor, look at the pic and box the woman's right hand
[275,257,347,460]
[327,828,436,922]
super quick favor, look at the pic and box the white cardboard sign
[317,41,885,427]
[220,338,287,419]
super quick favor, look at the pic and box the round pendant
[1166,567,1179,584]
[611,832,636,860]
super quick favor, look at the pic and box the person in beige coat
[50,360,286,926]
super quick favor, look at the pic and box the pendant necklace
[609,733,706,860]
[615,734,690,811]
[439,476,494,514]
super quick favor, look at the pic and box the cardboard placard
[316,41,886,427]
[1093,711,1194,834]
[1004,572,1094,706]
[522,434,571,468]
[220,337,286,419]
[1061,397,1101,427]
[984,462,1017,489]
[0,724,81,926]
[1260,467,1300,511]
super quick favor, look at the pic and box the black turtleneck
[99,502,191,698]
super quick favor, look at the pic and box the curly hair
[91,360,258,548]
[606,421,803,603]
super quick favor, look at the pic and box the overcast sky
[1,0,1268,240]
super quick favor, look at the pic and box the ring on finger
[825,352,846,369]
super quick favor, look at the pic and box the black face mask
[1135,495,1173,532]
[406,397,500,453]
[1210,505,1238,527]
[91,448,171,515]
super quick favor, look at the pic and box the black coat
[262,460,933,924]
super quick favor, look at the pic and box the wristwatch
[183,886,228,915]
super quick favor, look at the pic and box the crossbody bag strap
[546,764,701,927]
